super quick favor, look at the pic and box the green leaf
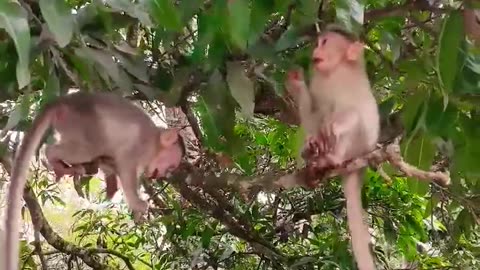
[226,61,255,118]
[39,0,74,47]
[423,194,440,218]
[159,67,189,106]
[148,0,182,31]
[424,95,459,138]
[248,0,274,45]
[201,226,214,248]
[228,0,250,50]
[451,115,480,176]
[113,51,149,83]
[3,94,31,134]
[335,0,365,32]
[275,26,306,52]
[401,89,428,135]
[402,132,435,195]
[40,64,61,108]
[196,70,238,153]
[452,208,475,240]
[291,0,321,28]
[437,10,464,93]
[105,0,153,26]
[0,1,31,88]
[75,47,133,93]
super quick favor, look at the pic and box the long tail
[342,170,376,270]
[3,108,54,270]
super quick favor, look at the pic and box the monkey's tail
[3,107,54,270]
[342,171,377,270]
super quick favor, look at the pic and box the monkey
[285,25,379,270]
[3,91,185,270]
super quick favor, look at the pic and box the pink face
[312,32,352,73]
[146,143,183,179]
[145,129,184,179]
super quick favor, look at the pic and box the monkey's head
[146,128,186,179]
[312,25,364,73]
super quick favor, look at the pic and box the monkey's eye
[321,38,327,46]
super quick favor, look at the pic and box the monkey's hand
[285,70,307,98]
[302,124,336,160]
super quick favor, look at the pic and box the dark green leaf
[291,0,321,27]
[401,89,428,135]
[275,26,305,52]
[248,0,274,45]
[0,1,31,88]
[437,10,464,93]
[201,226,214,248]
[228,0,250,50]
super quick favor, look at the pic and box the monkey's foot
[131,201,149,224]
[129,199,148,215]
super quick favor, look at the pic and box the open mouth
[149,169,159,179]
[313,57,324,64]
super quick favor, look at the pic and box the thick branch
[169,140,450,195]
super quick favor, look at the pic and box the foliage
[0,0,479,269]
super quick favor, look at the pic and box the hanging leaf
[196,70,237,153]
[2,94,32,135]
[226,61,255,118]
[227,0,250,50]
[75,47,133,93]
[0,1,31,88]
[275,26,306,52]
[437,10,464,93]
[248,0,274,45]
[105,0,153,26]
[402,131,435,196]
[39,0,74,47]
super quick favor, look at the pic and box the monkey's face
[312,32,351,73]
[146,130,184,179]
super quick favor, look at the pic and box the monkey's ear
[346,41,364,62]
[160,128,179,146]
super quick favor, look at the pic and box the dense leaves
[0,0,479,269]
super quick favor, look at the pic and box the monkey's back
[52,91,159,158]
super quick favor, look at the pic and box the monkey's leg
[105,174,119,199]
[115,160,148,216]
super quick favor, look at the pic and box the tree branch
[0,153,112,269]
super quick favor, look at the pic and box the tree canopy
[0,0,479,269]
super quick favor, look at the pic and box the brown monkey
[285,25,379,270]
[3,92,184,270]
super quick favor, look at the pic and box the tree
[0,0,479,269]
